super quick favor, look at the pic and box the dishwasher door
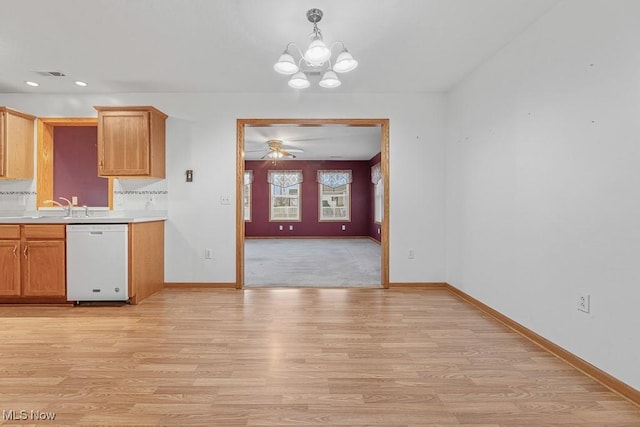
[66,224,128,302]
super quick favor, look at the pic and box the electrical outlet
[289,225,294,230]
[408,249,415,259]
[204,248,213,259]
[577,294,590,313]
[341,224,346,231]
[72,196,78,205]
[220,196,230,205]
[279,225,283,231]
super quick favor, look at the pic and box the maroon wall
[369,152,382,242]
[245,160,372,237]
[53,126,108,207]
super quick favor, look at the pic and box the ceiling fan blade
[280,144,304,152]
[280,150,297,159]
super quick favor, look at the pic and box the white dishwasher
[66,224,129,302]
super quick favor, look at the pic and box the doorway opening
[236,118,389,289]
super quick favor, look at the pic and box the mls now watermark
[3,409,57,421]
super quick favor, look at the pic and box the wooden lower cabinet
[128,221,165,304]
[0,239,21,296]
[22,240,66,297]
[0,220,165,305]
[0,224,66,303]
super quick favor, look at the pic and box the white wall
[446,0,640,389]
[0,92,446,284]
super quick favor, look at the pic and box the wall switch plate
[578,294,590,313]
[204,248,212,259]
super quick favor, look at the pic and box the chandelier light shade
[273,52,299,74]
[274,8,359,89]
[333,49,359,73]
[319,71,341,88]
[288,71,310,89]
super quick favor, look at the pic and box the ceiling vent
[35,71,66,77]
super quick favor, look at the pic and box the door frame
[236,118,390,289]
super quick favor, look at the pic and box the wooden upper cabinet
[95,106,167,178]
[0,107,36,179]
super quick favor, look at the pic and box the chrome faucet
[44,197,73,217]
[58,197,73,217]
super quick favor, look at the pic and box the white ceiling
[1,0,560,160]
[0,0,560,94]
[244,125,382,160]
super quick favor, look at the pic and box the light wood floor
[0,288,638,426]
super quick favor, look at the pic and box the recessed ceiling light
[25,81,39,87]
[75,81,88,87]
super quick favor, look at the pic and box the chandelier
[273,8,359,89]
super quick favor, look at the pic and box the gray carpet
[244,238,381,288]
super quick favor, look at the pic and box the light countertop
[0,216,167,224]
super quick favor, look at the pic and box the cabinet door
[0,111,6,177]
[0,108,35,179]
[0,240,21,296]
[98,110,150,176]
[22,240,66,297]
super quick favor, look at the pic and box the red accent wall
[245,160,372,237]
[369,152,382,242]
[53,126,108,207]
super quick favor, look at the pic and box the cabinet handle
[23,246,28,259]
[13,245,17,257]
[99,159,104,169]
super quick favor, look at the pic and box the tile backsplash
[0,179,167,217]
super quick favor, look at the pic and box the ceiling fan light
[273,53,299,75]
[333,50,358,73]
[304,39,331,66]
[288,72,310,89]
[319,71,341,88]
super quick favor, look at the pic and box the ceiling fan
[246,139,304,159]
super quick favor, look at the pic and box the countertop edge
[0,217,167,224]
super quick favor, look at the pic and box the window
[243,170,253,221]
[268,170,303,221]
[317,170,352,221]
[372,163,383,223]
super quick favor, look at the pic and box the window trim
[268,170,303,222]
[318,182,351,222]
[243,170,253,222]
